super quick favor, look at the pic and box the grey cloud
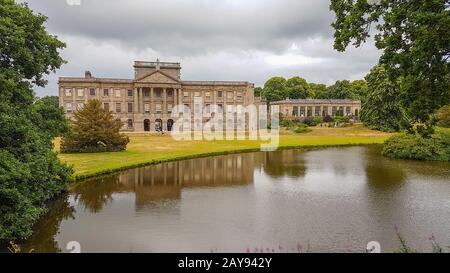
[18,0,380,98]
[22,0,334,55]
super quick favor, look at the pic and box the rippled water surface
[21,146,450,253]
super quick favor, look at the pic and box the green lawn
[56,124,393,179]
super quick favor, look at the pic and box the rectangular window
[307,107,313,117]
[184,91,189,98]
[127,119,133,129]
[128,89,133,97]
[205,92,211,99]
[116,103,121,113]
[217,91,223,98]
[115,89,121,97]
[156,104,162,113]
[66,103,72,113]
[167,89,173,97]
[77,89,84,97]
[217,104,223,113]
[77,102,84,110]
[315,107,321,116]
[144,103,150,113]
[194,92,200,97]
[103,89,109,96]
[167,104,173,113]
[89,88,96,96]
[104,103,110,111]
[128,103,133,113]
[144,90,150,97]
[323,106,328,116]
[65,88,72,97]
[237,92,243,101]
[332,106,337,116]
[183,104,190,114]
[293,106,299,117]
[346,106,351,115]
[155,89,161,98]
[205,104,211,114]
[300,106,305,117]
[227,92,234,100]
[194,104,200,114]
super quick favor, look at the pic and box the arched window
[127,119,133,129]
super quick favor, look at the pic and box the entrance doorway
[167,119,174,132]
[155,119,163,132]
[144,119,150,132]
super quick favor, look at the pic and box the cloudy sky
[20,0,381,97]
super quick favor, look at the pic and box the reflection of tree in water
[262,150,307,178]
[364,146,406,191]
[71,175,124,213]
[20,195,75,253]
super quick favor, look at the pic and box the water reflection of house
[116,153,257,207]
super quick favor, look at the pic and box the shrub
[323,115,334,123]
[334,116,350,124]
[302,116,322,127]
[382,131,450,161]
[436,105,450,128]
[294,124,312,134]
[61,100,130,153]
[313,116,323,125]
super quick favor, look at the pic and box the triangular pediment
[136,70,180,84]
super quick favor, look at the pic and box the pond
[20,146,450,253]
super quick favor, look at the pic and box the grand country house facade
[59,60,255,132]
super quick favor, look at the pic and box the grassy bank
[56,124,393,179]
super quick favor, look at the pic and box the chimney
[85,71,92,79]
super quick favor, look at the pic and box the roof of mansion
[270,99,361,105]
[59,60,253,86]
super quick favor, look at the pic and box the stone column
[163,88,167,131]
[134,88,139,113]
[150,87,154,115]
[174,88,178,106]
[163,88,167,114]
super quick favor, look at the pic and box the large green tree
[309,83,329,99]
[254,87,263,97]
[262,77,288,102]
[61,100,130,153]
[286,76,311,99]
[360,65,407,132]
[31,96,70,138]
[350,79,368,101]
[327,80,353,99]
[330,0,450,135]
[0,0,72,241]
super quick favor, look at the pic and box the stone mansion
[59,60,255,132]
[59,60,362,132]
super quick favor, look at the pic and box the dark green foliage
[327,80,353,99]
[254,87,263,97]
[360,65,408,132]
[436,105,450,128]
[323,115,334,123]
[350,80,368,102]
[286,76,311,99]
[334,116,350,125]
[61,100,130,153]
[31,96,69,138]
[309,83,328,99]
[0,0,72,241]
[262,77,288,102]
[302,117,321,127]
[383,131,450,161]
[294,124,312,134]
[330,0,450,134]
